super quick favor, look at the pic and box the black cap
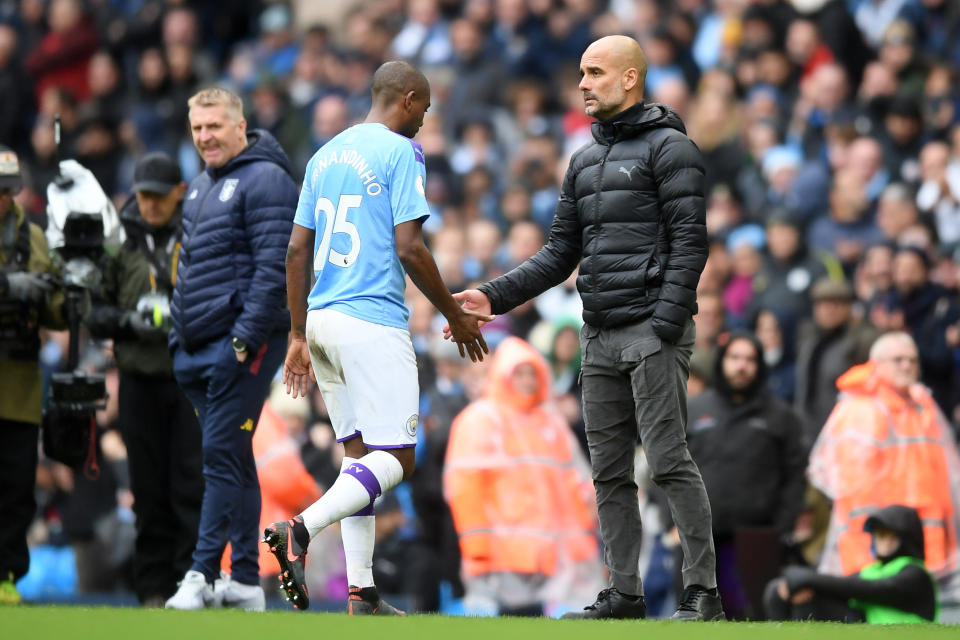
[0,145,23,193]
[132,152,182,195]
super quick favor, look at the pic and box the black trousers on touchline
[118,372,203,602]
[580,317,717,596]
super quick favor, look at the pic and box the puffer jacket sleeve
[231,165,297,350]
[650,132,707,343]
[478,160,581,314]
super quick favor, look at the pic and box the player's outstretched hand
[283,333,316,398]
[442,289,493,341]
[447,305,494,362]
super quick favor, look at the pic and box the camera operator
[84,152,202,608]
[0,145,65,605]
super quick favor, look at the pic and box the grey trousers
[580,317,716,596]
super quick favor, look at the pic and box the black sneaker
[560,588,647,619]
[263,516,310,610]
[347,586,406,615]
[671,585,725,621]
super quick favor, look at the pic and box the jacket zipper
[593,145,612,295]
[179,179,217,349]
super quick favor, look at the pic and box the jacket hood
[834,359,932,409]
[864,504,926,562]
[209,129,293,179]
[485,336,552,411]
[592,102,687,145]
[713,330,768,400]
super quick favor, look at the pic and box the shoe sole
[263,527,310,610]
[348,600,407,616]
[670,611,727,621]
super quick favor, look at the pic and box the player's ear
[403,90,416,111]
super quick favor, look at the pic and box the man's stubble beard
[585,78,625,120]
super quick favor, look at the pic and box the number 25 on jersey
[314,195,361,273]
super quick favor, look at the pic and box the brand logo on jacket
[619,165,638,180]
[187,189,198,200]
[692,415,716,432]
[219,179,239,202]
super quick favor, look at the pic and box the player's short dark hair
[371,60,428,104]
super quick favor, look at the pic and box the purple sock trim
[343,462,382,502]
[348,502,375,517]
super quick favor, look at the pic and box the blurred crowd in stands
[4,0,960,619]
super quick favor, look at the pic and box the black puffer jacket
[478,102,707,341]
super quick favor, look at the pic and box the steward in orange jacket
[808,332,960,578]
[444,337,600,614]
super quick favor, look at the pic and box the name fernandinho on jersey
[312,149,383,196]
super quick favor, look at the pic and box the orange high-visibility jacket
[808,361,960,576]
[223,401,322,576]
[444,337,598,578]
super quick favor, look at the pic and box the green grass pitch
[1,607,956,640]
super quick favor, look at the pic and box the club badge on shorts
[219,178,239,202]
[405,414,419,438]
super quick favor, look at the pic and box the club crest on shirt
[219,179,239,202]
[405,414,419,438]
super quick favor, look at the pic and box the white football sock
[342,514,376,588]
[328,456,375,587]
[299,450,404,539]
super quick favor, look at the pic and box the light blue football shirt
[294,123,430,330]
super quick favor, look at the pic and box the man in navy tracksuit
[165,88,297,610]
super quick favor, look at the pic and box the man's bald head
[371,60,429,106]
[579,35,647,120]
[367,60,431,138]
[585,35,648,79]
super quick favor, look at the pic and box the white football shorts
[306,308,419,449]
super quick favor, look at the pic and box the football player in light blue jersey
[265,61,492,615]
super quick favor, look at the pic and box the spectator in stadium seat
[806,169,884,273]
[877,245,960,416]
[687,331,806,619]
[794,277,878,448]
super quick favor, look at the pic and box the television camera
[41,117,125,471]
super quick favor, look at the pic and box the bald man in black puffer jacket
[451,35,719,621]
